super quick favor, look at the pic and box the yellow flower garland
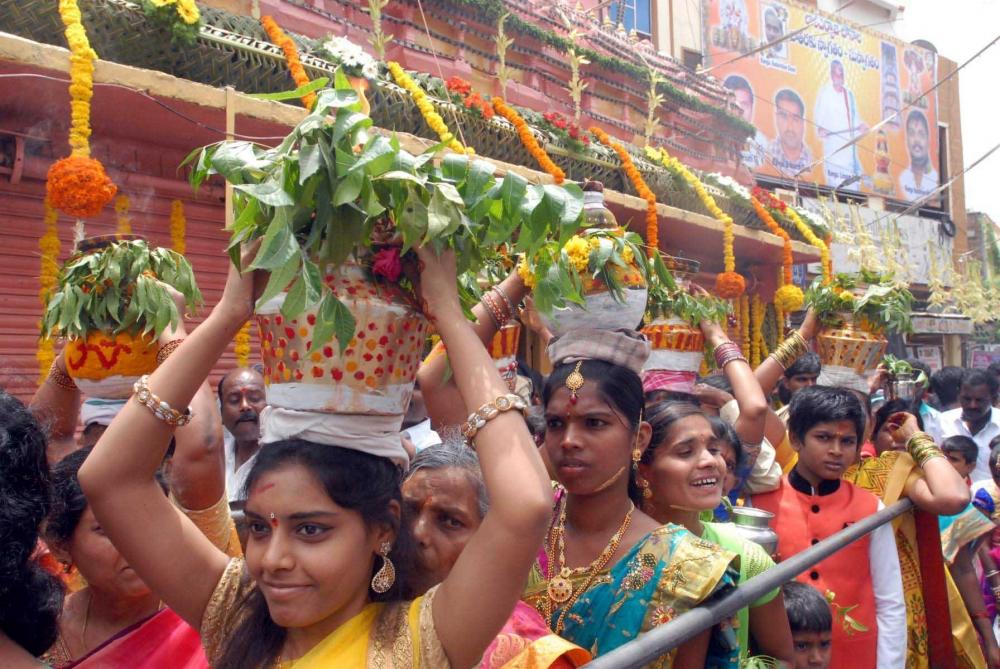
[234,322,252,367]
[785,207,831,284]
[37,200,61,382]
[114,194,131,234]
[388,62,472,155]
[774,267,786,337]
[751,293,767,368]
[644,146,743,298]
[739,294,750,360]
[170,200,186,254]
[60,0,95,158]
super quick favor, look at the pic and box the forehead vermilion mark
[256,482,276,494]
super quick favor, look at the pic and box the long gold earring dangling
[633,412,651,500]
[371,541,396,594]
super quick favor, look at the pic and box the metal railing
[584,498,916,669]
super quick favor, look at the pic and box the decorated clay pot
[641,317,705,392]
[539,264,648,337]
[64,331,159,399]
[816,312,887,374]
[256,262,428,420]
[489,322,521,392]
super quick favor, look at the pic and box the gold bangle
[906,432,944,467]
[461,393,528,443]
[47,360,78,391]
[156,339,184,365]
[769,331,808,370]
[133,375,193,427]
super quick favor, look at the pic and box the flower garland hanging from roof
[170,200,186,254]
[749,189,803,312]
[389,62,472,155]
[755,187,831,284]
[261,16,316,110]
[644,146,744,298]
[591,127,658,255]
[493,98,564,183]
[114,194,131,234]
[37,200,61,382]
[46,0,117,219]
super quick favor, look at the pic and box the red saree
[62,608,207,669]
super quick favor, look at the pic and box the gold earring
[371,541,396,594]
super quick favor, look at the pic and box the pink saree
[480,601,590,669]
[65,608,207,669]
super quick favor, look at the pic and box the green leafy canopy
[41,240,203,341]
[186,68,585,352]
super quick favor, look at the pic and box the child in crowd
[942,435,979,484]
[783,581,833,669]
[753,386,906,669]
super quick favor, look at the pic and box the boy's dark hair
[784,352,822,379]
[783,582,832,634]
[930,366,964,406]
[962,368,999,397]
[708,415,744,470]
[787,386,867,445]
[942,435,979,465]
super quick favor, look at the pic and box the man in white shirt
[218,367,268,500]
[815,59,867,187]
[898,109,939,203]
[939,369,1000,483]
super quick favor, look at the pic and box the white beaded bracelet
[461,393,528,442]
[133,375,193,427]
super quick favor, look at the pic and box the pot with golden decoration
[816,312,888,374]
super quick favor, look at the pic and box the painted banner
[704,0,940,204]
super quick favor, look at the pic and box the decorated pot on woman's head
[255,256,428,457]
[538,262,648,337]
[641,316,705,394]
[41,235,201,399]
[816,312,887,393]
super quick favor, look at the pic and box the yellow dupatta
[845,451,985,669]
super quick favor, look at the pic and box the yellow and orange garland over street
[389,62,473,155]
[46,0,117,219]
[261,15,316,110]
[493,98,564,184]
[591,127,658,256]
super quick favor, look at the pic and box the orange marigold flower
[46,155,117,218]
[261,16,316,110]
[715,271,745,299]
[492,97,564,184]
[591,126,659,255]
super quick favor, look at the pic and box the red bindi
[269,512,278,528]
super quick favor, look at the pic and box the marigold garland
[774,267,786,336]
[749,192,803,310]
[739,294,750,360]
[37,200,61,382]
[750,293,767,368]
[644,146,743,298]
[261,16,316,110]
[491,98,563,182]
[234,322,251,367]
[170,200,186,254]
[47,0,117,218]
[114,195,131,234]
[591,127,658,256]
[389,62,472,155]
[755,187,831,284]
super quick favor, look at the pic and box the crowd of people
[5,243,1000,669]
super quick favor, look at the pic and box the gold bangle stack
[769,331,808,370]
[47,360,78,391]
[906,432,945,468]
[461,393,528,443]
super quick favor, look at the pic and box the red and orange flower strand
[492,98,564,184]
[261,16,316,110]
[590,127,658,256]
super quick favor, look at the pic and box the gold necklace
[544,495,634,634]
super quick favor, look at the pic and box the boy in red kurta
[754,386,906,669]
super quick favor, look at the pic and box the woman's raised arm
[416,247,552,669]
[77,248,263,628]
